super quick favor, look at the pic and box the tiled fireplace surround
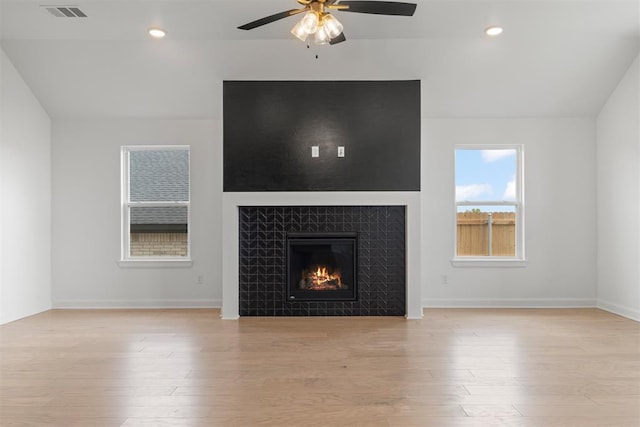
[222,192,422,319]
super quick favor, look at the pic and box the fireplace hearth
[287,232,357,302]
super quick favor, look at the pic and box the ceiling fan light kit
[322,14,344,39]
[291,10,345,44]
[291,11,320,41]
[314,24,330,44]
[239,0,417,46]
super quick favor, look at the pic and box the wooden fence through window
[457,212,516,256]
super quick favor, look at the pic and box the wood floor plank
[1,308,638,426]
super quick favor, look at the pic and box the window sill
[451,258,528,268]
[118,259,193,268]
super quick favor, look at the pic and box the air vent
[43,6,87,18]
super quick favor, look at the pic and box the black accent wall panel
[238,206,406,316]
[224,81,420,192]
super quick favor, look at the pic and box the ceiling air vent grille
[43,6,87,18]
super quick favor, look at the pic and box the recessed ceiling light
[148,28,166,39]
[485,26,503,36]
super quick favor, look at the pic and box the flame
[302,265,343,290]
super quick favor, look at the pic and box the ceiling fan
[237,0,417,45]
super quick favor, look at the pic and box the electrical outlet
[311,146,319,157]
[441,274,448,285]
[338,146,345,157]
[197,275,204,284]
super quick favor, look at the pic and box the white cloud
[503,176,516,200]
[456,184,492,201]
[481,149,516,163]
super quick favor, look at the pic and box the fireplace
[287,233,357,302]
[236,205,409,316]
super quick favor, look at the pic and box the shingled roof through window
[129,149,189,226]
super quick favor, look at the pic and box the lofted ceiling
[0,0,638,119]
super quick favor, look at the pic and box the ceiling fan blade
[337,1,416,16]
[329,32,347,45]
[238,8,306,30]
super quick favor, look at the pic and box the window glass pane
[456,206,516,256]
[455,149,516,202]
[129,149,189,202]
[130,206,188,230]
[129,206,188,257]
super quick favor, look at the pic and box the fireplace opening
[287,232,357,301]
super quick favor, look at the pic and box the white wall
[423,118,598,307]
[51,119,221,308]
[0,47,52,324]
[51,116,601,311]
[596,53,640,321]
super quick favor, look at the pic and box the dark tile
[238,205,406,317]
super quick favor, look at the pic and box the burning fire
[299,265,345,291]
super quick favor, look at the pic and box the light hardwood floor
[1,308,639,426]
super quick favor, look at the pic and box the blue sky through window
[456,149,516,212]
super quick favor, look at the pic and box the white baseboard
[597,299,640,322]
[221,314,240,320]
[1,306,52,325]
[423,298,598,308]
[52,299,639,323]
[53,299,221,309]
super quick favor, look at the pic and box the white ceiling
[1,0,638,119]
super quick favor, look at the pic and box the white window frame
[452,144,527,267]
[119,145,192,267]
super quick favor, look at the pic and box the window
[454,145,525,265]
[121,146,190,263]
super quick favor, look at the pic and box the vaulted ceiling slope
[1,0,638,119]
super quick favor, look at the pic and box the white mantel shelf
[221,192,423,320]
